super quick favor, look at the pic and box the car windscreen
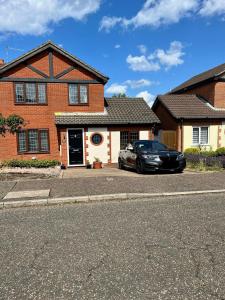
[135,141,168,151]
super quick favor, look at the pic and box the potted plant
[93,157,102,169]
[86,160,92,169]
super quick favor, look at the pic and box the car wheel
[136,159,144,174]
[176,168,183,174]
[118,159,124,170]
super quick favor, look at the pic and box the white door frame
[67,128,85,167]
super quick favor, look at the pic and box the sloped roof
[153,94,225,119]
[55,98,160,125]
[0,41,109,83]
[170,62,225,93]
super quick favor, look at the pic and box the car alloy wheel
[136,160,144,174]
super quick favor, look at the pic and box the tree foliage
[112,93,127,98]
[0,114,25,136]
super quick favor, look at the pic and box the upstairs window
[68,84,88,105]
[17,129,49,153]
[15,83,47,104]
[192,127,209,145]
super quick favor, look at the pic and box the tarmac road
[1,193,225,299]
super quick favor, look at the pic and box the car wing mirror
[127,145,134,151]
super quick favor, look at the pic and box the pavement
[0,170,225,203]
[1,193,225,299]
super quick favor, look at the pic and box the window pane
[15,83,24,103]
[200,127,208,144]
[193,128,199,144]
[80,85,88,103]
[38,84,46,103]
[28,130,38,152]
[18,131,26,152]
[120,131,129,150]
[26,83,36,103]
[40,130,49,152]
[92,134,102,145]
[69,84,78,104]
[129,132,139,144]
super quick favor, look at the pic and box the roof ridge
[170,61,225,93]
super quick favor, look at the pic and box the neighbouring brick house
[0,41,159,167]
[152,63,225,151]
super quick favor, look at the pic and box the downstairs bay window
[192,126,209,145]
[17,129,49,153]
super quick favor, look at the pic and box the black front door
[68,129,84,165]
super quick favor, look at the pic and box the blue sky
[1,0,225,106]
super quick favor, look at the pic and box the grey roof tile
[155,94,225,119]
[55,98,160,125]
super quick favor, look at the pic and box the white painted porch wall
[87,128,109,164]
[111,131,120,163]
[139,130,149,140]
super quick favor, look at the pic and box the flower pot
[93,161,102,169]
[86,164,92,169]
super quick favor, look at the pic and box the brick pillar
[84,128,89,164]
[59,128,67,166]
[107,131,112,164]
[218,126,222,148]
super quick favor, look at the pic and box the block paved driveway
[0,170,225,200]
[1,193,225,299]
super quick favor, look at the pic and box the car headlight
[176,153,184,160]
[141,154,161,161]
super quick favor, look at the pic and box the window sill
[191,144,210,147]
[15,103,48,106]
[69,103,89,106]
[18,151,50,155]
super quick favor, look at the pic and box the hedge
[1,159,60,168]
[184,147,225,157]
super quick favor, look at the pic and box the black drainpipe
[180,118,184,152]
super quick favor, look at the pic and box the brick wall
[178,81,225,109]
[214,82,225,109]
[0,51,105,162]
[182,82,216,106]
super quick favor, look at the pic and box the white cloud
[127,41,185,72]
[100,0,225,32]
[150,41,185,70]
[128,0,198,28]
[126,54,160,72]
[199,0,225,16]
[99,16,122,33]
[136,91,156,107]
[137,44,147,54]
[100,0,199,31]
[106,79,156,96]
[115,44,121,49]
[124,79,153,89]
[106,83,127,95]
[0,0,101,35]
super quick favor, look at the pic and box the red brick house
[0,41,159,167]
[152,63,225,151]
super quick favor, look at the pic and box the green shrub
[2,159,59,168]
[200,150,216,157]
[184,147,200,155]
[215,147,225,156]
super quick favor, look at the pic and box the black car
[118,140,186,174]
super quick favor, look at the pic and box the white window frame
[192,126,209,146]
